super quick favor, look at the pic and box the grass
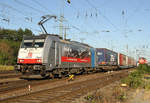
[84,92,108,103]
[0,65,14,71]
[113,86,127,102]
[84,86,128,103]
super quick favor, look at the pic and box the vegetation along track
[0,69,133,103]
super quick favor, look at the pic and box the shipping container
[118,53,127,66]
[131,58,135,66]
[96,48,118,66]
[128,56,132,66]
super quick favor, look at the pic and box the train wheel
[41,73,46,78]
[40,68,47,78]
[49,73,54,79]
[21,68,26,74]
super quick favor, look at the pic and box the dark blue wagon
[96,48,118,66]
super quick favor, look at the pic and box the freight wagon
[118,53,136,68]
[127,57,135,68]
[118,53,127,68]
[96,48,118,70]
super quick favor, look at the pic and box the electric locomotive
[15,34,97,78]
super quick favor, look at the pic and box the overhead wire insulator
[25,17,32,22]
[85,12,88,18]
[95,12,98,17]
[2,18,10,24]
[91,13,92,17]
[122,10,125,15]
[77,11,79,18]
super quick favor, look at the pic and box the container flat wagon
[96,48,118,71]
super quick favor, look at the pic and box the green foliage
[0,28,33,65]
[129,71,143,88]
[85,95,94,101]
[138,64,150,74]
[143,81,150,90]
[121,64,150,89]
[117,91,127,101]
[0,28,33,41]
[0,65,14,70]
[121,71,143,88]
[113,86,128,102]
[0,39,20,65]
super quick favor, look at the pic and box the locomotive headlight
[37,59,42,62]
[19,59,24,62]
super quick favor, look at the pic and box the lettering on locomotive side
[61,56,91,63]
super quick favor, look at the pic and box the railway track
[0,77,62,95]
[0,69,133,103]
[0,73,21,79]
[0,70,21,79]
[0,70,15,74]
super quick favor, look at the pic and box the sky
[0,0,150,61]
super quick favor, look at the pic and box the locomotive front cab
[16,36,46,75]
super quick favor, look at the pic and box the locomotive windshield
[34,39,45,48]
[21,39,45,48]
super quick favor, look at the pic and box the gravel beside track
[0,69,133,103]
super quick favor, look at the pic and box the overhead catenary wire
[0,2,37,26]
[66,14,102,44]
[64,0,102,35]
[0,1,53,35]
[31,0,54,14]
[0,2,30,17]
[126,0,142,22]
[67,3,100,39]
[14,0,46,14]
[85,0,119,30]
[68,0,115,45]
[67,19,101,44]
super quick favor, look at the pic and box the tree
[17,28,24,41]
[24,28,33,36]
[0,40,13,65]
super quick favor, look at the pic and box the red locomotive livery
[139,57,147,64]
[61,57,91,63]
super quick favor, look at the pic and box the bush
[0,65,14,71]
[137,64,150,74]
[0,40,20,65]
[121,64,150,89]
[121,71,143,88]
